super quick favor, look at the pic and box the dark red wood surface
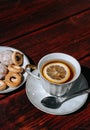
[0,0,90,130]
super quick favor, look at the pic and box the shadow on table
[81,66,90,86]
[80,65,90,104]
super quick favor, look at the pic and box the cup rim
[38,52,81,85]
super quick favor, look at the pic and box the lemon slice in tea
[42,62,70,84]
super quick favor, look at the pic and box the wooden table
[0,0,90,129]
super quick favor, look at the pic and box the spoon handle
[61,88,90,103]
[71,88,90,95]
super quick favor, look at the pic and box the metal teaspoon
[41,88,90,109]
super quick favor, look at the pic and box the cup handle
[25,64,40,79]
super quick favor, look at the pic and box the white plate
[0,46,30,94]
[26,69,89,115]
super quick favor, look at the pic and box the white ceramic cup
[26,53,81,96]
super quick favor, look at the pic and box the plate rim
[0,46,30,94]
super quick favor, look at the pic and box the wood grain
[0,0,90,43]
[1,10,90,64]
[0,0,90,130]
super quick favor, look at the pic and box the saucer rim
[26,69,88,115]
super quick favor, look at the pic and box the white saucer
[0,46,30,94]
[26,69,89,115]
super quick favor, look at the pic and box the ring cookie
[8,64,23,73]
[5,72,22,88]
[12,51,23,66]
